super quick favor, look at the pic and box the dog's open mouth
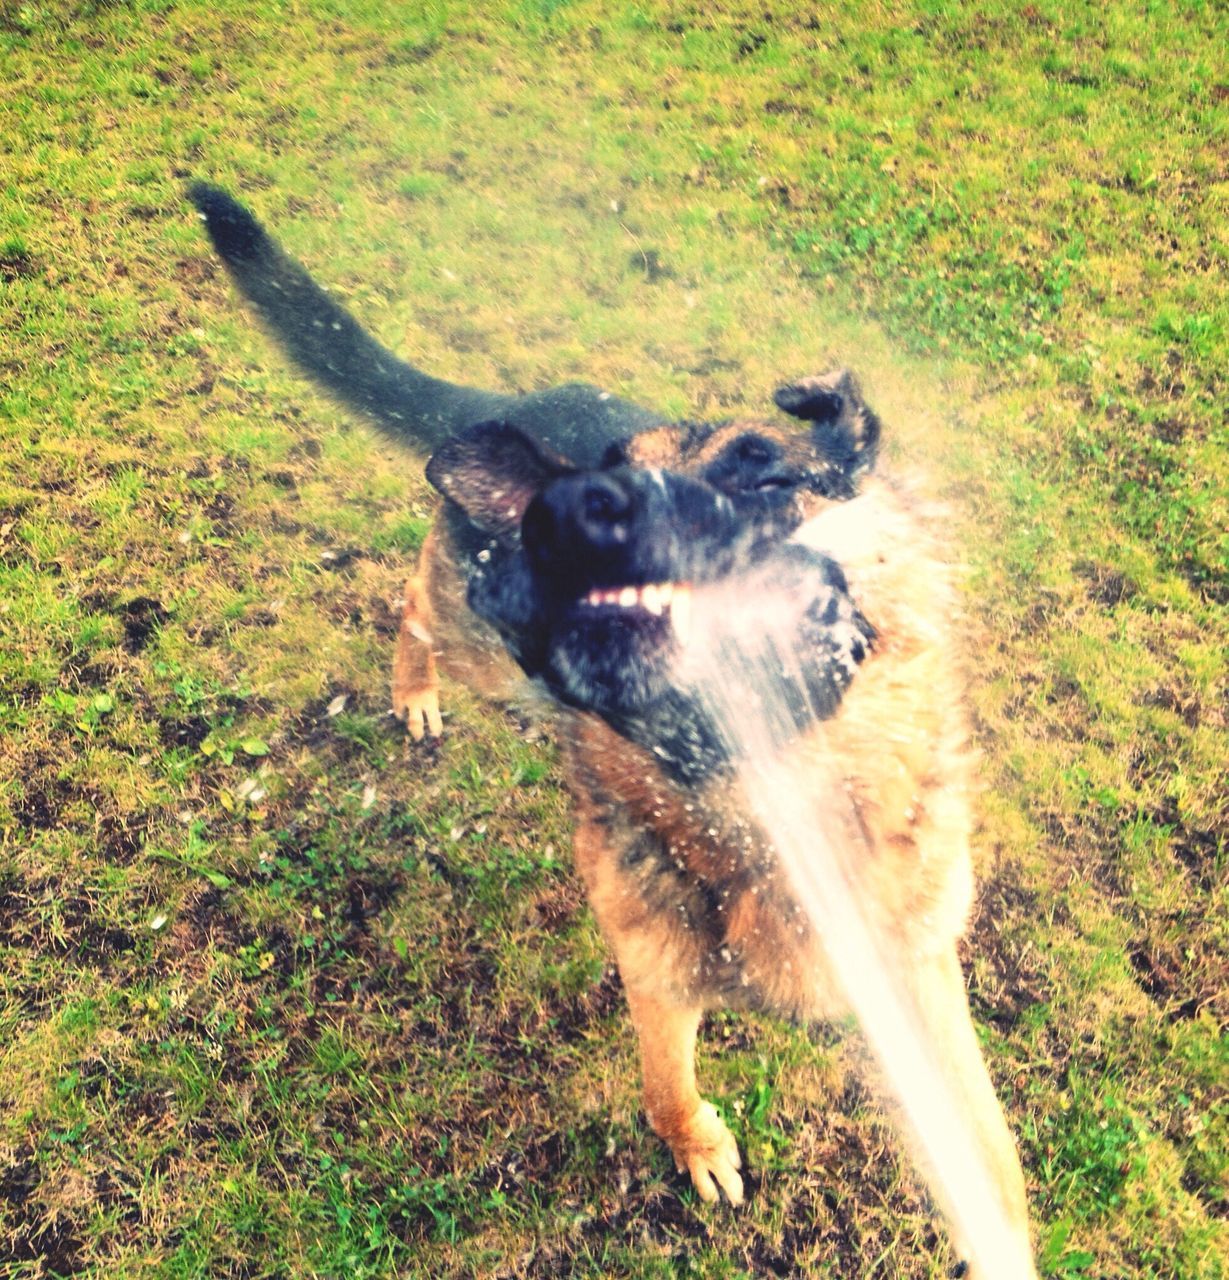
[579,581,693,641]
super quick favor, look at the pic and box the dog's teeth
[671,584,692,645]
[583,583,681,616]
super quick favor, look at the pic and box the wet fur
[396,410,1034,1276]
[192,191,1034,1273]
[392,396,879,737]
[395,405,1035,1272]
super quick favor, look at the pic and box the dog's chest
[565,713,841,1018]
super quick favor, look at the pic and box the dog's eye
[701,433,794,497]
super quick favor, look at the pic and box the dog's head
[610,367,880,508]
[425,370,878,780]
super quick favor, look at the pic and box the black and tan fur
[391,380,878,740]
[419,395,1035,1275]
[191,188,1035,1275]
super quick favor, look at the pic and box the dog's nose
[525,473,632,555]
[575,475,632,548]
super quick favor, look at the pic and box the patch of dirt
[1179,1165,1228,1222]
[0,247,38,282]
[95,811,149,865]
[119,1085,174,1129]
[489,966,623,1055]
[157,684,271,752]
[183,1111,245,1152]
[3,1215,84,1275]
[0,1151,85,1276]
[340,871,403,932]
[116,596,172,653]
[241,606,280,627]
[1135,351,1189,404]
[173,256,216,289]
[0,876,135,966]
[763,97,814,118]
[178,886,245,949]
[158,711,211,749]
[734,30,768,59]
[92,1170,142,1227]
[1012,588,1063,636]
[702,1010,764,1055]
[1190,569,1229,607]
[287,436,323,462]
[266,510,305,537]
[11,778,74,832]
[963,865,1050,1032]
[5,746,90,835]
[1152,800,1225,893]
[628,248,675,283]
[578,1169,713,1250]
[1140,684,1203,728]
[1172,829,1224,892]
[1126,940,1203,1023]
[0,1152,38,1206]
[1032,797,1123,890]
[1073,559,1136,608]
[1153,416,1191,443]
[764,1093,944,1274]
[526,880,583,932]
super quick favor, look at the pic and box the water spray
[674,559,1038,1280]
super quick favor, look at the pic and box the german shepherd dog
[190,186,1037,1274]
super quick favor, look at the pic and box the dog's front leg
[905,947,1037,1278]
[391,572,442,740]
[623,983,744,1206]
[570,806,743,1205]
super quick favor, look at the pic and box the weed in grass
[1024,1072,1144,1228]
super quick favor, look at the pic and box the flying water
[672,570,1038,1280]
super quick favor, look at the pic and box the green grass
[1,1,1225,1276]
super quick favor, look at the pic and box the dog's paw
[392,684,443,741]
[672,1101,744,1206]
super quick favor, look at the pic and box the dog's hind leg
[904,947,1037,1278]
[623,984,744,1206]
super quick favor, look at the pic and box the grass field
[1,1,1225,1276]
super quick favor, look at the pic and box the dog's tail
[187,183,659,465]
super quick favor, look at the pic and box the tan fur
[390,396,1036,1275]
[391,525,523,736]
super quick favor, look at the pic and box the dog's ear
[773,368,881,477]
[426,421,575,539]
